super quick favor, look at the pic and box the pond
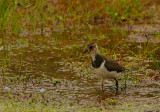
[0,22,160,111]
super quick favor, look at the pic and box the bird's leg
[102,82,104,91]
[101,78,104,91]
[114,78,119,91]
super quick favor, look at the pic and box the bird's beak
[83,49,88,54]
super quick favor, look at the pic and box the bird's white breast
[94,61,119,79]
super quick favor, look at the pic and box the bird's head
[83,42,98,54]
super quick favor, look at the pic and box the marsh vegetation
[0,0,160,111]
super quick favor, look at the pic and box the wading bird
[83,42,125,91]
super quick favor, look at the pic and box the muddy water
[0,23,160,111]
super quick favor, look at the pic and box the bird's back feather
[92,53,125,73]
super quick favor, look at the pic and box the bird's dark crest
[87,42,96,47]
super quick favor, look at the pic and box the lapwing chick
[83,42,125,91]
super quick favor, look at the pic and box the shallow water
[0,22,160,111]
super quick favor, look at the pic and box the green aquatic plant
[105,98,118,105]
[148,51,160,69]
[0,0,152,36]
[52,78,61,84]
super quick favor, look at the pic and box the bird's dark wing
[104,57,125,73]
[91,53,125,72]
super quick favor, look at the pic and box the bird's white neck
[91,52,96,61]
[90,50,99,61]
[90,45,99,61]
